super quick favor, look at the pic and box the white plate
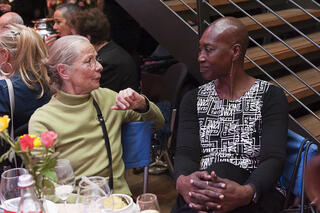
[44,200,58,213]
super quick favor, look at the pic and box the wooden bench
[240,9,320,31]
[271,67,320,103]
[297,110,320,139]
[245,32,320,70]
[165,0,249,12]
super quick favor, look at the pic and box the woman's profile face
[53,9,72,37]
[65,42,102,95]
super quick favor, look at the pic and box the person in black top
[172,17,288,213]
[97,0,158,57]
[68,8,139,92]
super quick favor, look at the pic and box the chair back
[162,62,188,107]
[121,121,153,169]
[281,129,319,211]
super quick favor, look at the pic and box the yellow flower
[30,134,42,148]
[0,115,10,132]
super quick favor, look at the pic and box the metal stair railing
[200,0,320,104]
[288,0,320,22]
[224,0,320,73]
[311,0,320,8]
[175,0,198,15]
[165,0,320,125]
[255,0,320,49]
[195,0,320,141]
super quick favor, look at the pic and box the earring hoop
[0,61,13,76]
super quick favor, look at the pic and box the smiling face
[63,43,103,95]
[198,28,234,81]
[53,9,72,36]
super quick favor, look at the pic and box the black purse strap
[92,98,113,191]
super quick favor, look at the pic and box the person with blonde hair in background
[0,24,51,173]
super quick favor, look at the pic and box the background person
[172,17,288,213]
[305,154,320,210]
[0,12,24,29]
[0,0,47,26]
[44,3,79,49]
[68,8,139,92]
[0,24,50,173]
[28,35,165,195]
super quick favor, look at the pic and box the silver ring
[206,181,209,186]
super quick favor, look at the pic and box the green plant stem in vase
[0,115,59,199]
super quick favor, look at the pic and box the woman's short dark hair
[56,3,80,19]
[68,8,110,45]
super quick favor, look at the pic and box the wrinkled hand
[111,88,147,111]
[45,34,58,49]
[191,171,254,213]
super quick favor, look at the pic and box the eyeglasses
[86,56,102,70]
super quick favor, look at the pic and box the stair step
[240,9,320,31]
[245,32,320,70]
[297,110,320,139]
[165,0,249,12]
[191,9,320,34]
[272,67,320,103]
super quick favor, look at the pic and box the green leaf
[44,158,57,170]
[41,169,57,182]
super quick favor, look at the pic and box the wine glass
[137,193,160,213]
[0,168,27,213]
[76,176,111,213]
[53,159,75,206]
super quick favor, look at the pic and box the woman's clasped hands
[177,171,255,213]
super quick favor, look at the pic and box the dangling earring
[229,60,234,76]
[0,62,13,77]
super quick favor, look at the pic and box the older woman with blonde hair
[29,35,164,195]
[0,24,50,172]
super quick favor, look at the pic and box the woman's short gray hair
[44,35,90,93]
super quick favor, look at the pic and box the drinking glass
[0,168,27,213]
[53,159,75,206]
[76,176,111,213]
[137,193,160,213]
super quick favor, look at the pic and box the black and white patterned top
[174,78,288,199]
[197,79,270,171]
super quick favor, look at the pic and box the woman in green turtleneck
[29,35,165,195]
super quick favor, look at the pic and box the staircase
[116,0,320,142]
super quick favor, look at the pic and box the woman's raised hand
[111,88,148,112]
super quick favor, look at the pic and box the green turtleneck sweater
[29,88,165,195]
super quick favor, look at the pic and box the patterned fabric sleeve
[245,85,288,200]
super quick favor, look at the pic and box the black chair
[149,62,189,177]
